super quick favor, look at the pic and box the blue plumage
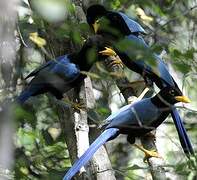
[86,4,193,156]
[114,34,193,155]
[114,34,175,88]
[63,87,187,179]
[63,128,119,180]
[17,35,106,103]
[117,12,147,34]
[87,4,146,36]
[17,55,81,103]
[16,87,38,104]
[171,108,194,155]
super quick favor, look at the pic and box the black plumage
[17,35,105,103]
[63,86,190,180]
[86,4,194,155]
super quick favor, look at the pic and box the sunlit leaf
[29,32,46,47]
[136,7,153,22]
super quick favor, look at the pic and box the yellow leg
[133,144,162,162]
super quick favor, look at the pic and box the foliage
[13,0,197,179]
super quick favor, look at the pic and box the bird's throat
[151,95,172,110]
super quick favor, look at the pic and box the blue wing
[17,55,80,103]
[25,55,68,79]
[25,61,53,79]
[50,56,79,81]
[117,12,147,34]
[154,54,175,86]
[16,86,40,104]
[115,34,194,156]
[115,34,184,89]
[63,128,119,180]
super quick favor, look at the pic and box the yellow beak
[99,47,117,56]
[92,20,100,33]
[175,96,191,103]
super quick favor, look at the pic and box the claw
[72,102,86,111]
[108,57,124,68]
[99,47,124,68]
[99,47,117,56]
[62,98,86,111]
[133,144,162,162]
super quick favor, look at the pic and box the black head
[71,35,108,70]
[87,5,146,37]
[152,86,191,107]
[86,4,107,25]
[87,11,129,38]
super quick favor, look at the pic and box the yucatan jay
[86,4,194,155]
[63,86,190,180]
[17,35,106,104]
[87,4,146,37]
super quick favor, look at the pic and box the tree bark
[58,1,116,179]
[104,54,167,180]
[0,0,19,179]
[106,52,166,180]
[51,0,167,179]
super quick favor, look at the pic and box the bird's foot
[133,144,162,162]
[62,98,86,111]
[99,47,117,56]
[108,56,124,68]
[71,102,86,111]
[99,47,124,68]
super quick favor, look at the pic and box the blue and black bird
[17,35,106,104]
[86,4,194,155]
[63,86,190,180]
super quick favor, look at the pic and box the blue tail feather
[16,90,34,104]
[63,128,119,180]
[16,86,40,104]
[171,108,194,155]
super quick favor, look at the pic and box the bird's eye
[169,90,175,95]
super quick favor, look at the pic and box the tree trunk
[58,1,116,179]
[62,0,165,180]
[0,0,19,179]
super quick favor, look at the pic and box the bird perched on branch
[17,35,106,104]
[63,86,190,180]
[86,4,194,156]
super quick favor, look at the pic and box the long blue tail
[171,108,194,156]
[63,128,119,180]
